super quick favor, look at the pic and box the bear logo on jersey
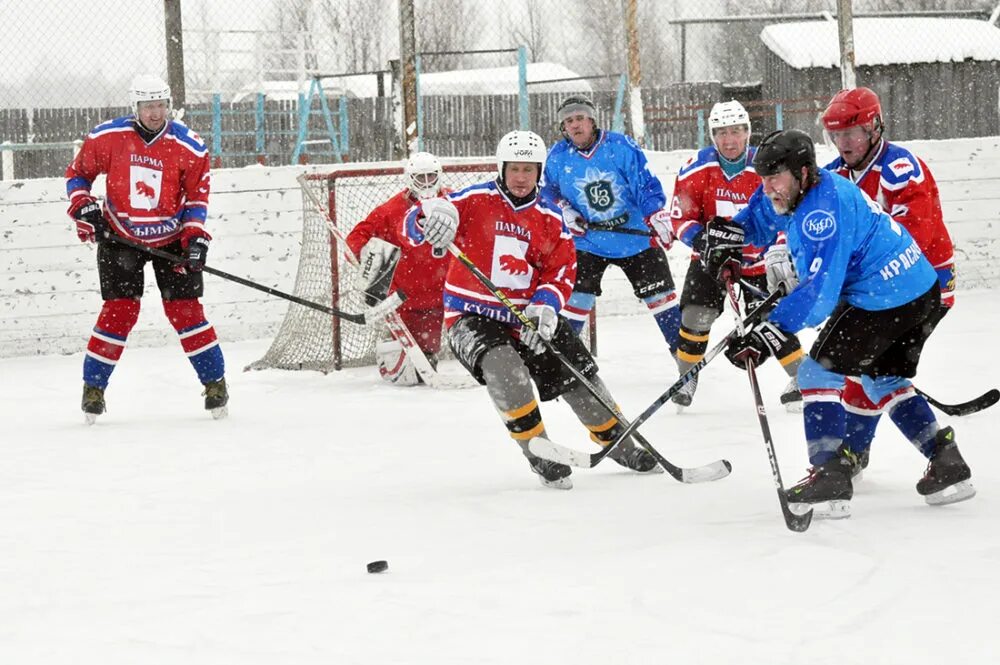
[129,165,163,211]
[492,235,533,290]
[801,210,837,241]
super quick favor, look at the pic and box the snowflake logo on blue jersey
[574,167,624,216]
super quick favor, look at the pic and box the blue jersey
[733,169,936,333]
[541,130,664,259]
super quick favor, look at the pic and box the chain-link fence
[1,0,998,179]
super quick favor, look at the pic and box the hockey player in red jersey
[346,151,449,385]
[820,86,957,477]
[403,130,662,489]
[669,100,804,410]
[66,74,227,423]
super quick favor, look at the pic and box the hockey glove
[700,216,744,282]
[725,320,789,370]
[644,208,674,249]
[520,303,558,355]
[560,203,587,238]
[184,237,210,272]
[73,199,107,243]
[419,197,460,251]
[764,244,798,296]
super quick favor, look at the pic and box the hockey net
[247,160,498,372]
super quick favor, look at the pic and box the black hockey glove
[725,320,789,370]
[184,237,210,272]
[700,216,744,282]
[73,200,108,243]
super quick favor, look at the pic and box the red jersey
[670,146,767,275]
[346,189,451,312]
[66,116,211,247]
[825,140,954,306]
[403,181,576,330]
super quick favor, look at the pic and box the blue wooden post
[255,93,265,163]
[291,91,308,164]
[696,109,705,149]
[612,74,627,134]
[415,54,424,152]
[211,94,222,160]
[339,95,349,156]
[517,45,529,130]
[776,103,784,131]
[314,79,343,163]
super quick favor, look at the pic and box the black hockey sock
[587,415,627,448]
[676,325,710,365]
[502,400,546,443]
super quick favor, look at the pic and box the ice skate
[203,378,229,420]
[916,427,975,506]
[786,453,853,519]
[780,376,803,413]
[81,384,106,425]
[524,446,573,489]
[671,375,698,412]
[607,439,663,474]
[838,445,869,481]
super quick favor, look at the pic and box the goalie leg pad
[376,339,421,386]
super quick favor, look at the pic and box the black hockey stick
[446,243,729,484]
[724,276,812,532]
[105,234,403,325]
[915,387,999,417]
[533,287,783,475]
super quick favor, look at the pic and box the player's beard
[768,180,802,215]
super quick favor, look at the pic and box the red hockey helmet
[821,87,882,131]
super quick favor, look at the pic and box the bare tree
[508,0,549,62]
[578,0,626,84]
[265,0,320,80]
[415,0,479,71]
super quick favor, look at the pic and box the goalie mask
[404,151,443,199]
[128,74,172,116]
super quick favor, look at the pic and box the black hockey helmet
[753,129,816,177]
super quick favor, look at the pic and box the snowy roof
[761,18,1000,69]
[420,62,593,96]
[230,62,592,103]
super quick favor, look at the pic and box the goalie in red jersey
[345,152,450,385]
[402,131,663,489]
[66,74,227,423]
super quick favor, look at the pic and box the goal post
[246,159,497,373]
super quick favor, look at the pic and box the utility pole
[164,0,186,108]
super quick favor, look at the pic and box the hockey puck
[366,560,388,574]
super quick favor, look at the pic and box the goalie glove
[645,208,674,249]
[700,216,744,282]
[419,197,459,251]
[520,303,558,355]
[724,320,789,370]
[764,243,798,296]
[356,237,401,307]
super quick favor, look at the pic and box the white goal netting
[246,160,497,372]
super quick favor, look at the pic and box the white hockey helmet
[404,151,443,199]
[495,130,547,183]
[708,100,751,135]
[128,74,172,116]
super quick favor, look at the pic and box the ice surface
[1,291,998,664]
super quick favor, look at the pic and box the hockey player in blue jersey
[540,96,680,360]
[701,129,974,517]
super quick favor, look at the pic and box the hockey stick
[737,280,999,417]
[723,277,812,532]
[532,287,783,475]
[104,234,402,326]
[914,387,999,417]
[446,242,730,483]
[296,174,451,388]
